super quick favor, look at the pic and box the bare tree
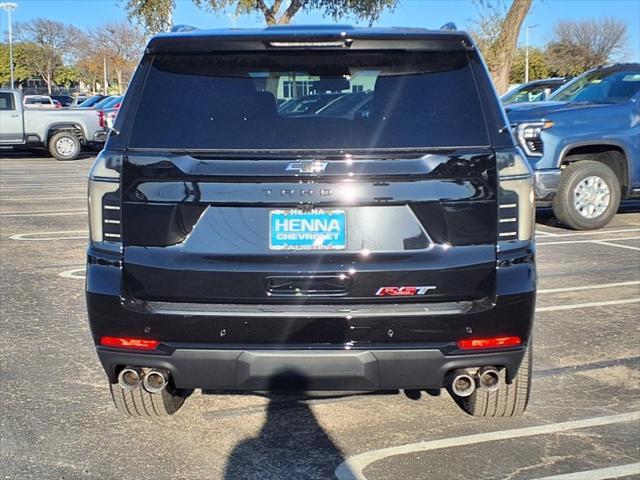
[90,22,147,94]
[469,0,533,94]
[76,50,107,93]
[492,0,532,93]
[124,0,396,33]
[469,7,504,71]
[14,18,83,93]
[546,19,628,76]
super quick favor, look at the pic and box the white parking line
[334,411,640,480]
[9,230,88,241]
[0,173,87,178]
[59,268,86,279]
[0,210,85,217]
[592,240,640,252]
[535,230,558,237]
[0,195,85,200]
[537,236,640,246]
[0,179,87,184]
[531,462,640,480]
[536,228,640,238]
[1,184,85,189]
[537,298,640,312]
[538,281,640,294]
[0,172,87,176]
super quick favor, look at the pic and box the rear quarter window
[0,92,15,110]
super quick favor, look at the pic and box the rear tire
[109,383,186,417]
[455,342,532,417]
[552,159,621,230]
[48,131,81,161]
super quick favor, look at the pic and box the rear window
[26,98,51,105]
[0,92,15,110]
[129,51,490,151]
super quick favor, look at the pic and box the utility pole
[103,57,108,95]
[525,24,539,84]
[0,2,18,89]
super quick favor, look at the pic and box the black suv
[86,25,536,418]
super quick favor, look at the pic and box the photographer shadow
[223,371,351,480]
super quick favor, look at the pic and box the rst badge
[375,286,437,296]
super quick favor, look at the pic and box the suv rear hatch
[116,43,499,313]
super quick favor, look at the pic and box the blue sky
[2,0,639,61]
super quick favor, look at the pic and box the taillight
[88,150,122,253]
[497,149,534,244]
[97,110,105,128]
[457,336,521,350]
[100,336,159,350]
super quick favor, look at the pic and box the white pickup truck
[0,89,108,160]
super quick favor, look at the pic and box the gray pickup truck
[0,89,108,160]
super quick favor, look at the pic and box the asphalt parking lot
[1,153,639,480]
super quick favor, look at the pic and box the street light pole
[103,57,108,95]
[525,24,539,84]
[0,2,18,89]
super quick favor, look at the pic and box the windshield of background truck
[550,69,640,103]
[129,51,490,151]
[503,83,555,104]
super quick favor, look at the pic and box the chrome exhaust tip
[118,367,143,391]
[142,368,169,394]
[478,366,501,392]
[450,370,476,397]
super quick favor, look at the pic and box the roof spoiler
[440,22,457,31]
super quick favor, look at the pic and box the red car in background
[96,95,124,130]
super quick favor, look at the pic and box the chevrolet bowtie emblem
[286,160,328,174]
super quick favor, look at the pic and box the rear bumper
[87,241,535,391]
[96,345,526,390]
[93,130,109,143]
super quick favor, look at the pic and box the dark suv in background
[86,25,536,418]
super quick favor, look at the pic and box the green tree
[53,65,80,88]
[0,42,36,87]
[510,47,549,84]
[125,0,397,33]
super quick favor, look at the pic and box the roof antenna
[440,22,457,31]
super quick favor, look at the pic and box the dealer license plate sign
[269,209,346,250]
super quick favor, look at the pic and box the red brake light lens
[99,336,160,350]
[457,336,521,350]
[97,110,105,127]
